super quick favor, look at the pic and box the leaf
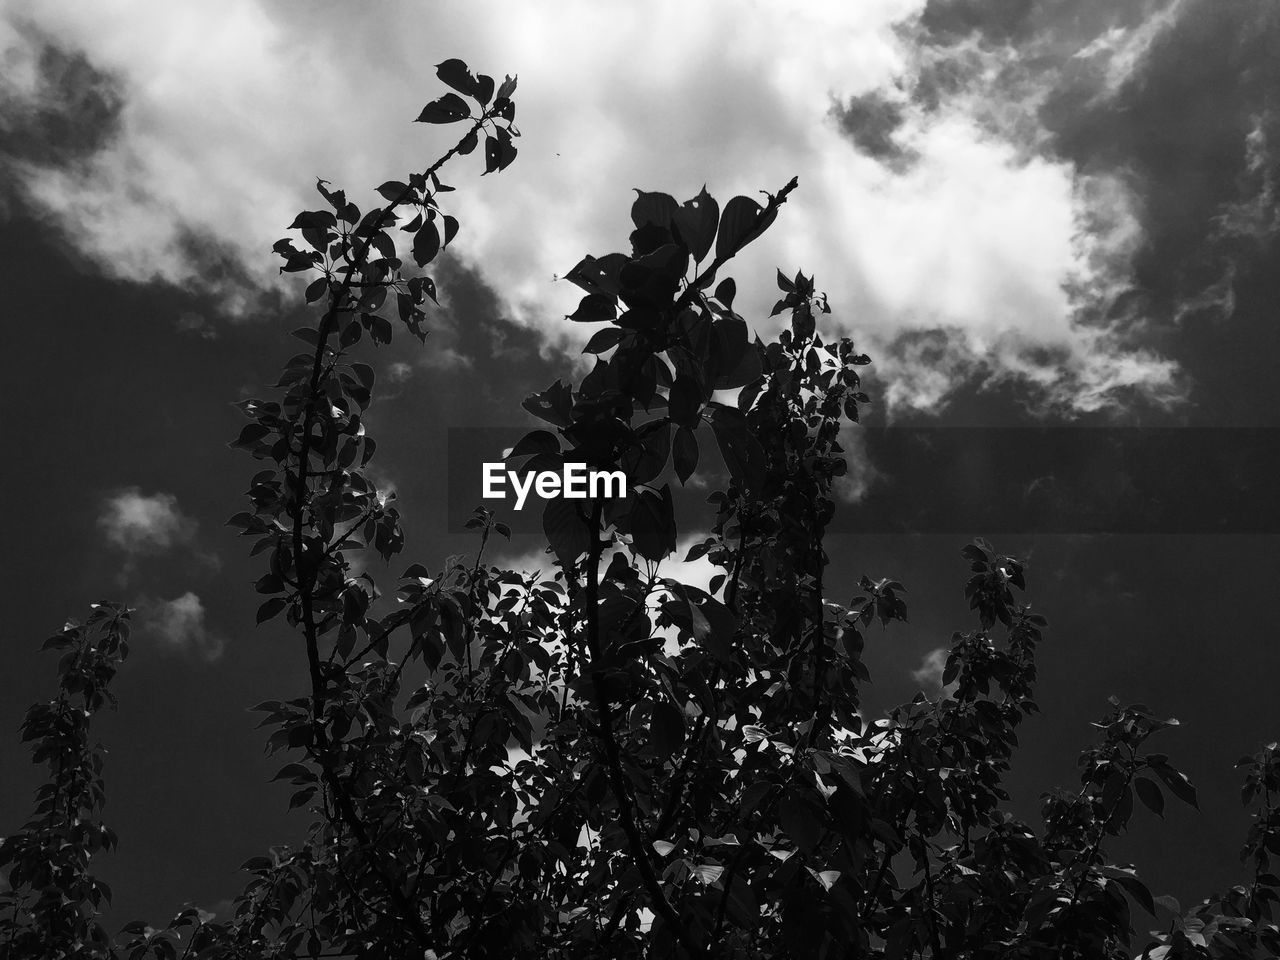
[435,58,478,98]
[653,840,676,857]
[668,373,702,428]
[416,92,471,124]
[779,794,822,853]
[1100,865,1156,917]
[583,327,625,354]
[776,267,796,292]
[256,598,288,625]
[740,780,774,818]
[631,190,678,230]
[289,210,337,231]
[629,485,676,561]
[288,787,317,810]
[543,497,590,564]
[483,134,518,174]
[413,222,441,267]
[715,277,736,310]
[232,423,270,449]
[714,338,763,391]
[673,426,698,484]
[564,252,629,297]
[568,293,617,323]
[691,863,724,885]
[523,380,573,428]
[716,195,763,261]
[710,406,765,489]
[366,313,393,344]
[271,762,314,783]
[672,186,719,263]
[304,276,328,303]
[376,180,409,203]
[1135,777,1165,817]
[508,430,560,460]
[651,698,686,756]
[713,314,749,371]
[621,420,671,485]
[807,868,841,892]
[1151,762,1199,809]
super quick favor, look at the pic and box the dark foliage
[3,58,1278,960]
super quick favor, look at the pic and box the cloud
[139,591,225,661]
[421,346,473,371]
[98,488,219,585]
[911,645,956,695]
[175,310,217,339]
[1068,0,1187,103]
[0,19,124,167]
[4,0,1250,418]
[99,488,196,554]
[833,426,884,504]
[386,361,414,383]
[831,89,915,167]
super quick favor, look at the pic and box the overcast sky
[2,0,1279,931]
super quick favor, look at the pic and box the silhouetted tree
[3,57,1278,960]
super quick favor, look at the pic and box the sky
[1,0,1278,933]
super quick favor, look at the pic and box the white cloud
[140,591,225,661]
[2,0,1186,415]
[491,544,557,579]
[386,361,414,383]
[1071,0,1187,103]
[99,488,196,554]
[911,645,954,693]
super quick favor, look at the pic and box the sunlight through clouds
[1,0,1193,415]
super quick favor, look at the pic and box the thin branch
[582,499,707,959]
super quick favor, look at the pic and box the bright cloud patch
[911,646,954,694]
[99,488,196,554]
[0,0,1199,415]
[140,591,225,661]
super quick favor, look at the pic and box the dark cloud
[1040,0,1280,423]
[170,223,283,318]
[831,91,915,167]
[0,25,123,168]
[1044,2,1277,283]
[917,0,1036,43]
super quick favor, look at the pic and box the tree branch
[582,499,707,959]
